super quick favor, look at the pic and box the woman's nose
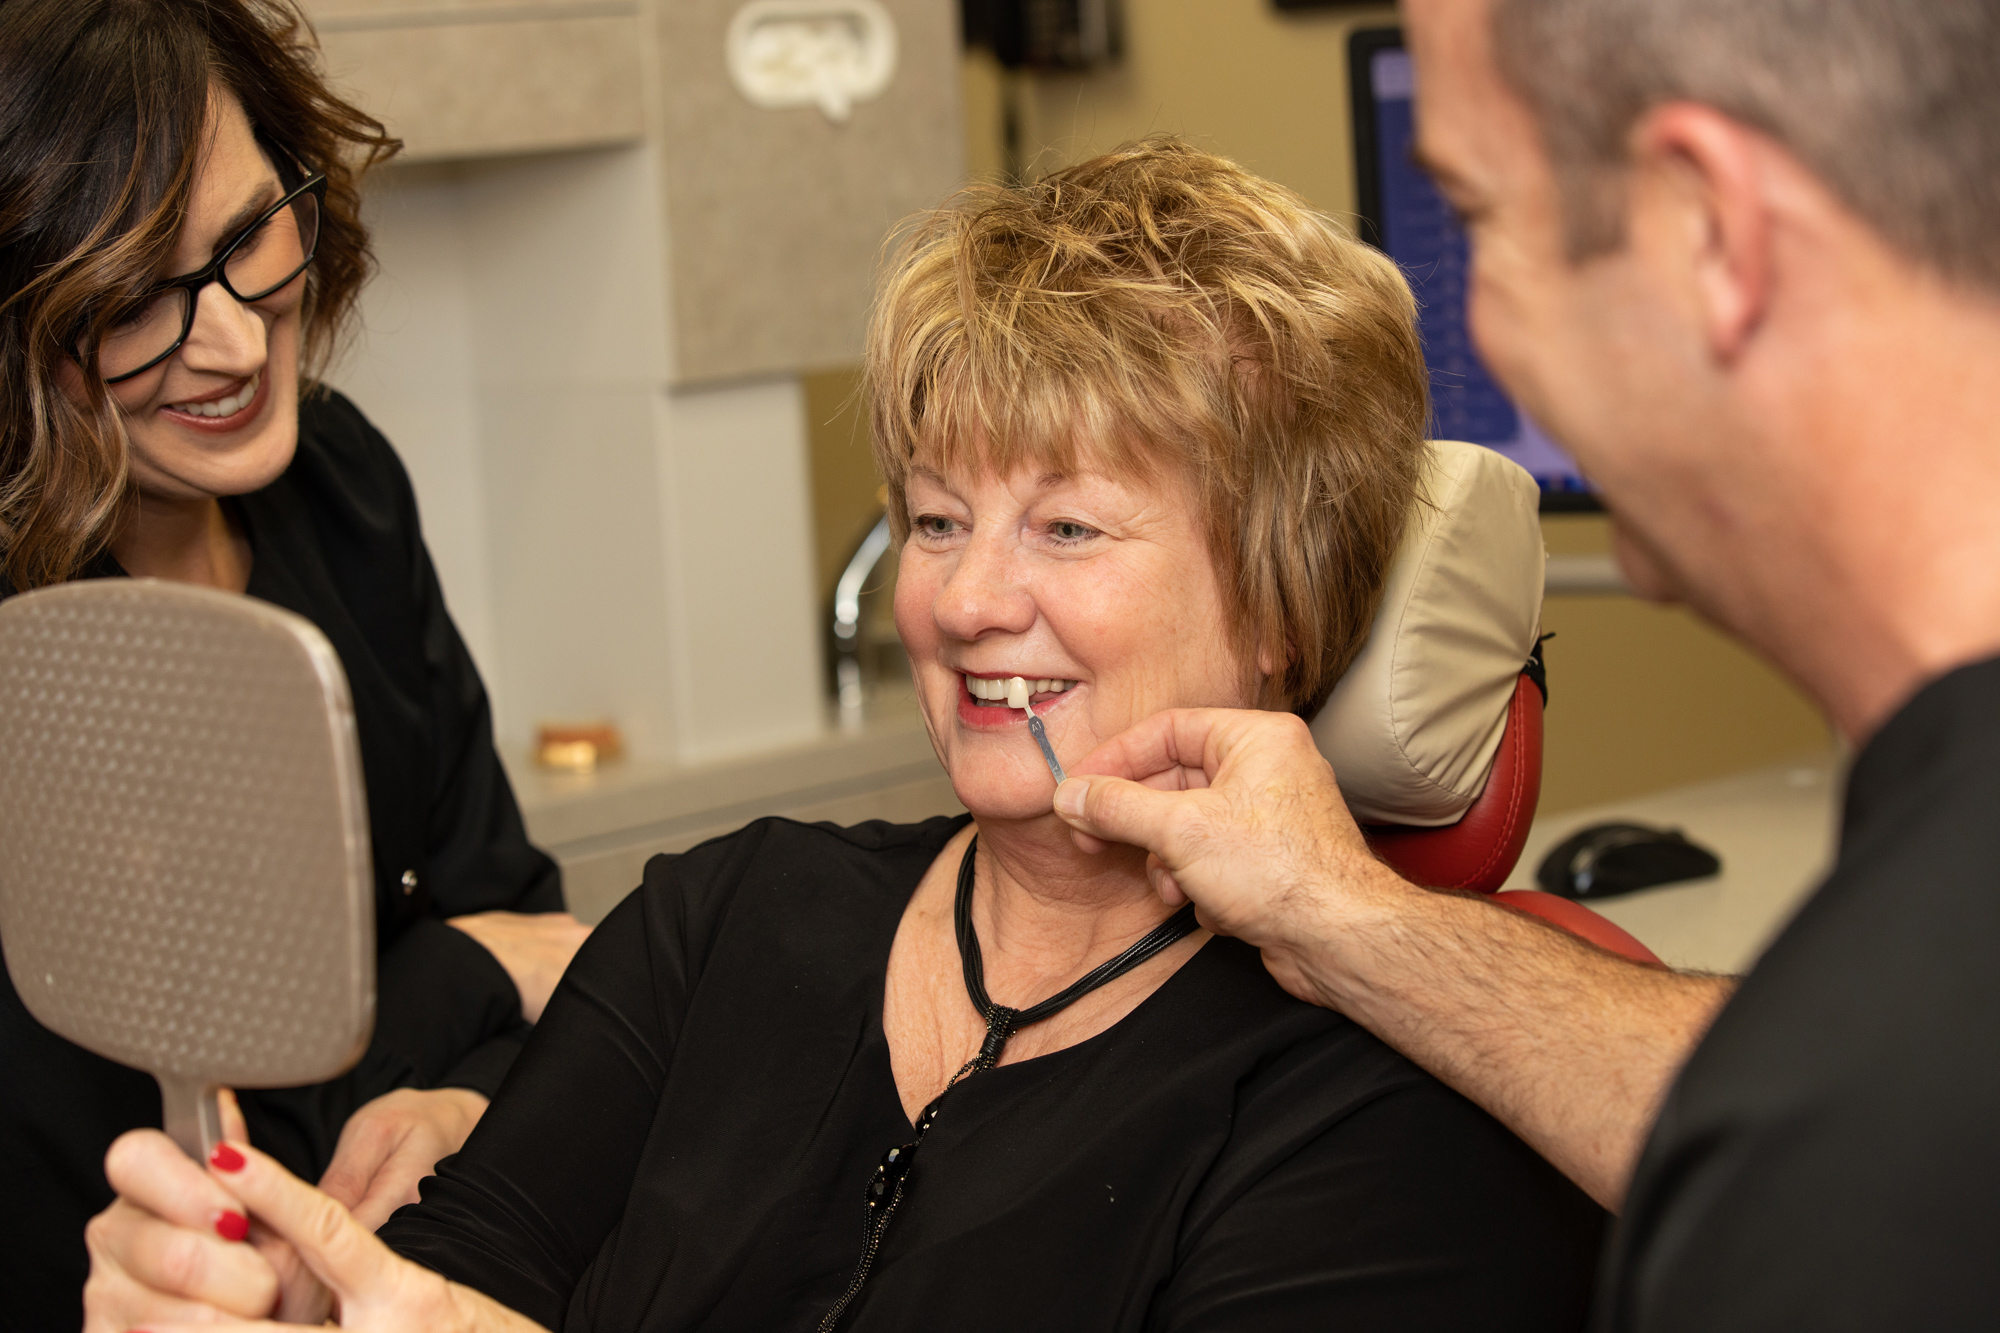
[177,282,268,376]
[930,532,1037,642]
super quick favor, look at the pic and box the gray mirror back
[0,580,373,1156]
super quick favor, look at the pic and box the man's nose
[931,531,1036,641]
[177,282,268,376]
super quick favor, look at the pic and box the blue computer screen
[1367,46,1592,496]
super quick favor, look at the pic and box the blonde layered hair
[866,138,1429,716]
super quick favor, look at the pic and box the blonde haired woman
[87,140,1604,1333]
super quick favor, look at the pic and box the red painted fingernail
[214,1210,250,1242]
[209,1142,245,1172]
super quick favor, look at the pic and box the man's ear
[1630,102,1777,362]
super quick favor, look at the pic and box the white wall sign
[725,0,898,124]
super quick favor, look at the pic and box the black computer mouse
[1535,822,1722,900]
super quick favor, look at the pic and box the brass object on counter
[536,722,624,773]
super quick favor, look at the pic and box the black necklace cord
[817,834,1201,1333]
[953,835,1200,1076]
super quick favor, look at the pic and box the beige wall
[1539,518,1829,812]
[1001,0,1398,214]
[806,0,1834,811]
[806,366,879,603]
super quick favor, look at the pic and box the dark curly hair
[0,0,399,589]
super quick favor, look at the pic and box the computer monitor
[1349,26,1599,511]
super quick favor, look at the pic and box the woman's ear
[1254,637,1293,698]
[55,356,87,405]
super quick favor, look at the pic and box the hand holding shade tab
[0,580,374,1161]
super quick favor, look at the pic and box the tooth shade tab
[1006,677,1030,710]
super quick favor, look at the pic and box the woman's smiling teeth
[167,372,258,418]
[966,674,1076,708]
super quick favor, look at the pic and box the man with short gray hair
[1052,0,2000,1325]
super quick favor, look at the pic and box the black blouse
[383,816,1605,1332]
[0,389,562,1331]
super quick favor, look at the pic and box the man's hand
[319,1087,487,1231]
[1053,707,1734,1211]
[446,910,592,1022]
[1053,708,1400,1009]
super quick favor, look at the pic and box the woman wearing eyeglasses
[0,3,589,1326]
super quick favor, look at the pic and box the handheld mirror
[0,580,373,1159]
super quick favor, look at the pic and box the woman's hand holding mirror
[86,1131,551,1332]
[83,1092,309,1330]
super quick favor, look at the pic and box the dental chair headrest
[1311,439,1545,827]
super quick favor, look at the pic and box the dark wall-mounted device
[961,0,1123,70]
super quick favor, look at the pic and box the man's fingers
[1146,854,1189,907]
[1054,773,1198,855]
[1068,709,1221,785]
[207,1140,402,1301]
[1070,706,1320,790]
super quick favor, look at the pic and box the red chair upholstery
[1492,889,1660,965]
[1361,673,1663,967]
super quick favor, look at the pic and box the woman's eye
[231,217,271,258]
[1047,520,1099,545]
[911,514,959,540]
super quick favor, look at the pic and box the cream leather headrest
[1311,439,1545,826]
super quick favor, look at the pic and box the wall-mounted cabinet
[304,1,647,162]
[652,0,963,382]
[307,0,963,385]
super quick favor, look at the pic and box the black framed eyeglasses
[98,173,327,384]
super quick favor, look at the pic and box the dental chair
[1314,440,1661,966]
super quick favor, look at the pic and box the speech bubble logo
[726,0,899,125]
